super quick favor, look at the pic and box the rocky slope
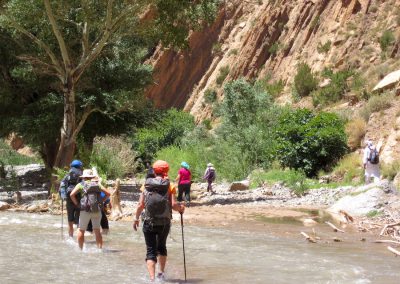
[145,0,400,160]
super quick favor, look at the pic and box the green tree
[294,62,318,98]
[275,109,348,177]
[0,0,218,168]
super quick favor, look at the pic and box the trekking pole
[180,212,187,282]
[61,199,64,239]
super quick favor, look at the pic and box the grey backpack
[80,182,102,213]
[144,177,171,225]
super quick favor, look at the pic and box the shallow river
[0,212,399,284]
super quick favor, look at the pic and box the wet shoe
[157,272,165,282]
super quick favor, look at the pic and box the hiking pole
[180,212,187,282]
[61,199,64,239]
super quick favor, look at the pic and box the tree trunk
[54,83,76,168]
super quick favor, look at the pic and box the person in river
[59,160,83,237]
[133,160,185,282]
[363,140,381,184]
[86,191,110,235]
[70,169,110,250]
[175,161,192,206]
[203,163,216,193]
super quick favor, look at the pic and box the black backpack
[144,177,171,225]
[369,148,379,164]
[80,181,102,213]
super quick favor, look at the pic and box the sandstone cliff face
[145,0,400,159]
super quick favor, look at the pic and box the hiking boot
[157,272,165,282]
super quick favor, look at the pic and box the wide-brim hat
[207,163,213,167]
[80,169,96,178]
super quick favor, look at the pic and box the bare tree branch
[44,0,72,74]
[17,55,63,79]
[70,107,100,144]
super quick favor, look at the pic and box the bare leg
[146,259,156,281]
[158,255,167,273]
[93,228,103,249]
[77,229,85,250]
[68,221,74,237]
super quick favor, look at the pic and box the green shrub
[0,139,39,166]
[379,30,395,52]
[268,42,280,55]
[228,48,239,56]
[317,40,331,54]
[359,93,393,121]
[332,152,363,183]
[204,88,217,104]
[216,66,230,86]
[294,63,318,97]
[202,119,212,130]
[91,136,138,179]
[275,109,348,177]
[312,68,353,107]
[256,77,285,98]
[310,15,320,29]
[133,109,195,162]
[212,42,222,54]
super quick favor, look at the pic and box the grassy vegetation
[317,40,331,54]
[359,92,393,121]
[346,118,366,150]
[294,62,318,98]
[0,139,39,166]
[381,161,400,181]
[204,88,217,104]
[331,153,363,184]
[366,210,382,218]
[379,30,395,52]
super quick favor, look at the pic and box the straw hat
[80,169,96,178]
[207,163,213,167]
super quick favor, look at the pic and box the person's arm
[133,192,145,231]
[363,147,369,168]
[69,184,81,207]
[175,173,181,183]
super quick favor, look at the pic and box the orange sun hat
[152,160,169,177]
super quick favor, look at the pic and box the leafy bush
[275,109,348,177]
[91,136,138,179]
[256,77,285,98]
[204,88,217,104]
[312,68,353,107]
[346,117,366,150]
[0,139,39,166]
[216,66,230,86]
[379,30,395,52]
[133,109,195,162]
[268,42,280,55]
[294,63,318,98]
[359,92,393,121]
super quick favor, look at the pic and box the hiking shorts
[66,199,80,224]
[143,222,171,262]
[79,211,101,231]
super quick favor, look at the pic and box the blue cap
[181,162,190,169]
[70,160,83,168]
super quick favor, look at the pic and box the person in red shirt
[175,161,192,205]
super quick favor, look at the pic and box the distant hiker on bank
[59,160,83,237]
[363,140,380,184]
[203,163,216,193]
[175,161,192,206]
[70,169,110,250]
[133,160,185,282]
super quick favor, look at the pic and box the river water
[0,212,399,284]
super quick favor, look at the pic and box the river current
[0,212,399,284]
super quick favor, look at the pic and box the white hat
[366,140,373,147]
[80,169,96,178]
[207,163,213,167]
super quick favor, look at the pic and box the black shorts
[66,199,80,224]
[143,222,171,262]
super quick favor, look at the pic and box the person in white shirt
[363,140,380,184]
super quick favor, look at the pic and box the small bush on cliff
[216,66,230,86]
[275,109,348,177]
[294,63,318,98]
[379,30,395,52]
[204,88,217,104]
[359,92,393,121]
[346,117,366,150]
[317,40,331,54]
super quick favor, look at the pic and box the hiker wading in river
[133,160,185,282]
[70,169,110,250]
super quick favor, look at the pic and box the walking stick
[61,199,64,239]
[180,212,187,282]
